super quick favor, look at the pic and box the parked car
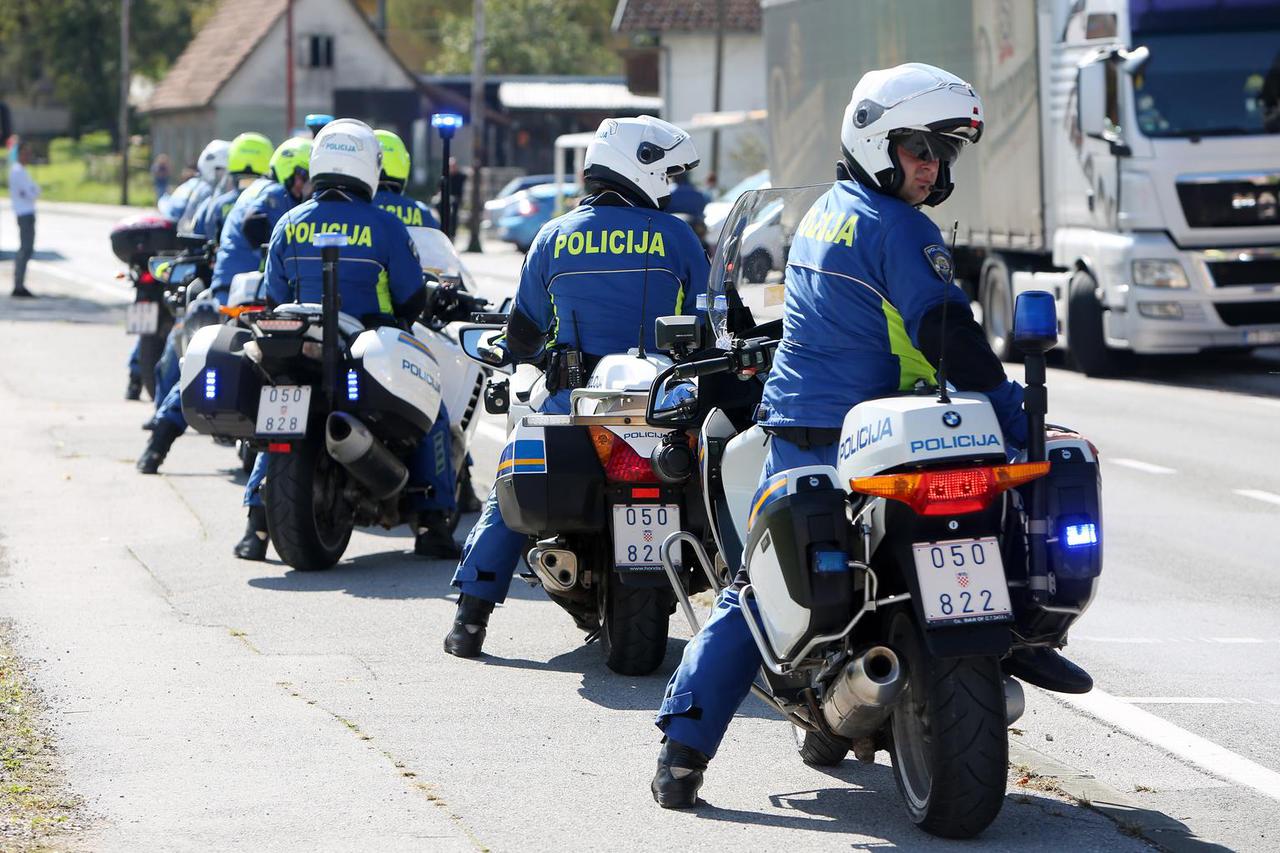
[702,169,770,248]
[495,183,579,252]
[484,174,556,227]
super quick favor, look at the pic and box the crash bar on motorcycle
[658,531,723,633]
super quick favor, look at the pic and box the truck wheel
[888,608,1006,839]
[793,724,850,766]
[1067,270,1126,377]
[599,577,671,676]
[264,441,353,571]
[979,256,1015,361]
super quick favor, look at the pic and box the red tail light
[138,270,156,285]
[849,461,1050,516]
[588,427,658,483]
[267,442,293,453]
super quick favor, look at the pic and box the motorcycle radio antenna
[636,216,653,360]
[934,220,960,405]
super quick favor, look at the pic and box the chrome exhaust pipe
[325,412,409,500]
[821,646,908,740]
[526,541,578,593]
[1004,676,1026,726]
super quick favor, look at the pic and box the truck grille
[1206,259,1280,287]
[1213,301,1280,326]
[1177,181,1279,228]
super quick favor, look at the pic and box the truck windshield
[1132,29,1280,138]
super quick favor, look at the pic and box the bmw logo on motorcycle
[941,410,962,428]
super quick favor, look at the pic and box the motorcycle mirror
[645,364,701,428]
[148,256,172,284]
[458,324,514,374]
[1013,290,1059,355]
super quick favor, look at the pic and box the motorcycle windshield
[406,226,477,292]
[705,184,828,347]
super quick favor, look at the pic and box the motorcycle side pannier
[180,325,262,439]
[495,424,605,536]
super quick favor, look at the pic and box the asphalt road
[1,200,1278,851]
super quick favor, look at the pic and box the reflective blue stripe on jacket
[264,191,424,318]
[373,188,440,229]
[759,179,1025,439]
[211,178,297,300]
[513,195,709,356]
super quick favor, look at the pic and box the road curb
[1010,739,1230,852]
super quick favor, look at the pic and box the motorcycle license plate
[126,301,160,334]
[612,504,681,570]
[912,537,1012,626]
[255,386,311,436]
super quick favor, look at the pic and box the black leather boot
[651,739,709,809]
[443,594,494,658]
[125,374,143,401]
[1003,646,1093,694]
[136,419,182,474]
[414,511,462,559]
[233,506,269,561]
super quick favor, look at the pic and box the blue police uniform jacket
[666,183,708,220]
[374,188,441,229]
[161,175,202,221]
[512,194,709,357]
[264,192,424,318]
[211,178,297,301]
[190,186,241,243]
[759,179,1026,440]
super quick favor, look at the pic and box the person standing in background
[151,154,171,201]
[8,138,39,298]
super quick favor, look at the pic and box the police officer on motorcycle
[649,63,1093,809]
[443,115,709,659]
[233,124,462,561]
[138,135,310,475]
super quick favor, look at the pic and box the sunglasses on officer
[889,130,964,164]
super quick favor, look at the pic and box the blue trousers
[451,389,571,604]
[153,325,182,410]
[244,403,458,512]
[656,437,838,757]
[128,339,141,377]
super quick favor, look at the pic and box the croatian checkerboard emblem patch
[923,244,953,282]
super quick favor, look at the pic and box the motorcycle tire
[793,724,849,767]
[887,608,1006,839]
[263,440,354,571]
[137,330,168,402]
[599,577,671,676]
[238,442,257,476]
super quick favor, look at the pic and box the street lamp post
[432,113,463,239]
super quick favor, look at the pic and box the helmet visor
[890,130,964,165]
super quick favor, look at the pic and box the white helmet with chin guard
[840,63,984,207]
[583,115,700,209]
[310,118,382,200]
[197,139,230,185]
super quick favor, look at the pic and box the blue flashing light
[312,232,348,248]
[431,113,464,130]
[346,369,360,402]
[696,293,708,311]
[1013,290,1058,348]
[1063,523,1098,549]
[204,368,217,400]
[813,550,848,574]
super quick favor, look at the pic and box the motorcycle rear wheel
[887,608,1006,839]
[793,724,849,767]
[264,440,354,571]
[598,575,671,676]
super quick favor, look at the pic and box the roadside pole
[119,0,131,206]
[286,0,295,139]
[465,0,486,253]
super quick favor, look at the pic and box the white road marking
[1110,457,1177,475]
[29,260,132,304]
[1234,489,1280,507]
[1076,635,1280,644]
[1058,687,1280,802]
[1116,697,1261,705]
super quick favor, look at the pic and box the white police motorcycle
[178,229,488,571]
[648,187,1103,838]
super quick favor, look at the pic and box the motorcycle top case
[742,465,857,661]
[180,324,262,438]
[495,418,605,536]
[110,214,179,266]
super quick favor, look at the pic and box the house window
[305,35,334,69]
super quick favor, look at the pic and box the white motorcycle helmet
[583,115,700,209]
[196,139,230,185]
[310,118,382,200]
[840,63,984,207]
